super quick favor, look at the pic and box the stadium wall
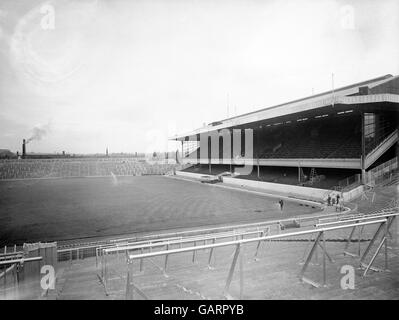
[175,170,217,180]
[175,171,331,201]
[342,185,365,202]
[221,176,330,202]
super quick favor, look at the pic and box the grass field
[0,176,320,245]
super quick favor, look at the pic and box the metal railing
[336,174,361,191]
[318,208,398,225]
[365,128,398,157]
[366,156,398,185]
[0,256,43,299]
[125,213,397,299]
[57,207,352,264]
[99,227,271,294]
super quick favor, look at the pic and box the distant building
[0,149,16,159]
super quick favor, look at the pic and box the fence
[336,174,361,191]
[99,227,271,294]
[0,242,57,299]
[125,213,397,299]
[366,156,398,185]
[58,206,353,265]
[0,256,43,299]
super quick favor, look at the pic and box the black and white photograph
[0,0,398,304]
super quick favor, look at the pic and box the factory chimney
[22,139,26,159]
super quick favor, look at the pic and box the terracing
[1,180,398,300]
[0,158,178,180]
[53,210,399,300]
[2,203,397,300]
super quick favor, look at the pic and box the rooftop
[171,74,399,140]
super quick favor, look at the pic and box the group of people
[327,193,343,211]
[276,193,342,214]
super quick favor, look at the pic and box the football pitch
[0,176,320,245]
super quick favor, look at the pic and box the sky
[0,0,398,154]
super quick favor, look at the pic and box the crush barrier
[99,227,271,295]
[125,213,397,299]
[57,208,352,264]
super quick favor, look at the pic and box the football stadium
[1,74,398,300]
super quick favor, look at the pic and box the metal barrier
[337,174,361,191]
[99,227,271,295]
[366,156,398,185]
[318,202,398,225]
[125,217,394,299]
[317,211,398,228]
[0,252,24,262]
[0,256,43,299]
[57,207,352,264]
[317,212,398,259]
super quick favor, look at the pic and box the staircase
[365,129,398,169]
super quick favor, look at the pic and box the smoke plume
[26,123,51,144]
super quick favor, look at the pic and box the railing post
[207,238,216,269]
[299,231,322,287]
[239,244,244,299]
[360,221,385,265]
[223,243,241,299]
[254,231,264,261]
[100,250,103,279]
[192,241,197,263]
[385,218,389,270]
[140,248,144,272]
[322,232,326,286]
[164,245,169,271]
[363,236,386,276]
[125,260,133,300]
[343,224,357,256]
[4,264,6,298]
[14,263,19,299]
[358,225,364,256]
[104,251,108,292]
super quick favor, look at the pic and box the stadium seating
[259,121,361,159]
[183,117,362,161]
[183,164,359,190]
[0,159,179,180]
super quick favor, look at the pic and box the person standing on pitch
[279,199,284,211]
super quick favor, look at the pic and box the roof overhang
[171,93,399,141]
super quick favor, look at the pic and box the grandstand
[172,74,399,198]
